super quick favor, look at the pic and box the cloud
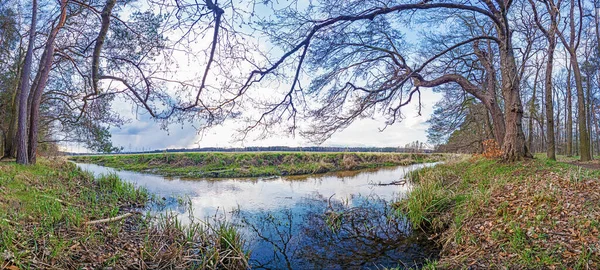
[93,89,442,152]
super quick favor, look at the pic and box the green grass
[396,155,600,268]
[69,152,446,178]
[0,159,248,269]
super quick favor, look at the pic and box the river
[75,162,440,269]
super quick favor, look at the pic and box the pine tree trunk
[27,0,68,164]
[5,76,20,158]
[15,0,37,165]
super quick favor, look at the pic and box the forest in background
[0,0,599,164]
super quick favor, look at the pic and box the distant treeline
[64,146,433,156]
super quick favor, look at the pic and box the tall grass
[0,159,248,269]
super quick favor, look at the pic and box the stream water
[75,162,440,269]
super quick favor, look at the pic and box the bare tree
[554,0,592,161]
[529,0,560,160]
[234,1,533,160]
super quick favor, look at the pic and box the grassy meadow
[69,152,446,178]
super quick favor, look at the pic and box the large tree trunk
[15,0,37,165]
[27,0,68,164]
[499,43,531,161]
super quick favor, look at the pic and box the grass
[397,155,600,268]
[0,158,248,269]
[69,152,446,178]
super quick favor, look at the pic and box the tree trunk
[5,64,22,158]
[554,85,561,154]
[488,100,506,146]
[566,61,573,157]
[544,36,556,160]
[473,41,505,146]
[528,65,540,152]
[27,0,68,164]
[570,54,591,161]
[527,91,535,152]
[586,73,593,159]
[15,0,37,165]
[500,47,531,161]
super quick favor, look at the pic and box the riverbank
[0,159,247,269]
[399,156,600,268]
[69,152,445,178]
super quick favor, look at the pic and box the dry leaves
[439,163,600,268]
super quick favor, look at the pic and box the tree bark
[27,0,68,164]
[555,0,590,161]
[543,34,557,160]
[414,73,506,146]
[528,65,540,152]
[566,60,573,156]
[570,54,590,161]
[15,0,37,165]
[487,99,506,146]
[92,0,117,93]
[4,54,23,158]
[498,38,531,160]
[586,72,593,158]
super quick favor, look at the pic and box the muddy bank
[69,152,445,178]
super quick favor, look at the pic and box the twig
[39,194,77,206]
[85,212,139,225]
[2,218,17,226]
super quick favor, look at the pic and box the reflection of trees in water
[240,208,299,269]
[237,194,438,269]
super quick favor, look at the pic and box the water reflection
[239,195,438,269]
[75,162,439,269]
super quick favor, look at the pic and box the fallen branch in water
[85,212,139,225]
[374,179,407,186]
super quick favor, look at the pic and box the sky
[62,89,441,153]
[61,1,444,153]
